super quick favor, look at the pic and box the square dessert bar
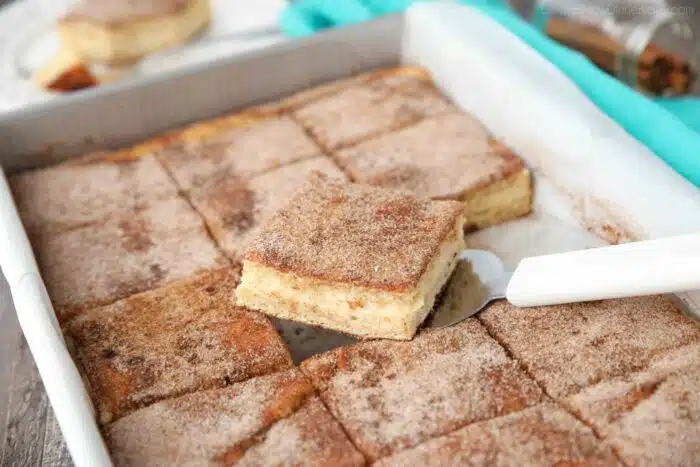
[375,403,618,467]
[65,268,292,424]
[157,114,322,191]
[111,67,391,162]
[10,154,177,234]
[105,369,365,466]
[294,68,453,151]
[34,197,228,323]
[565,342,700,466]
[190,156,347,261]
[300,318,544,460]
[480,296,700,399]
[236,173,466,340]
[335,112,532,230]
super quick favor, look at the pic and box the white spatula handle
[506,234,700,307]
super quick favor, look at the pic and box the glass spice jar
[532,0,698,95]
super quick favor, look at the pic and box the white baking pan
[1,4,699,466]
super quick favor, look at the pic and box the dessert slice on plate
[58,0,211,64]
[236,173,466,340]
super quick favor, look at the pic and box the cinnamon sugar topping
[192,157,347,261]
[376,403,618,467]
[157,116,322,191]
[335,112,524,199]
[294,72,453,151]
[65,269,292,424]
[245,173,465,292]
[10,155,176,234]
[34,197,227,322]
[64,0,189,24]
[565,342,700,466]
[301,319,543,460]
[480,296,700,398]
[106,369,363,466]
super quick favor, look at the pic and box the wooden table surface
[0,273,72,467]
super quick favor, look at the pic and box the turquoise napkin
[280,0,700,187]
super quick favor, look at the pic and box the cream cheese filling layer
[461,168,532,229]
[236,218,465,340]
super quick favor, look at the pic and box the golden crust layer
[64,269,292,425]
[244,172,464,293]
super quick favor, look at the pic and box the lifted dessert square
[236,173,466,340]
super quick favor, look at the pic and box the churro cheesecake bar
[375,403,618,467]
[236,173,466,340]
[191,156,347,260]
[58,0,211,64]
[106,369,364,466]
[34,197,227,323]
[10,154,176,234]
[335,112,532,230]
[480,295,700,398]
[157,114,322,191]
[65,269,292,424]
[564,343,700,466]
[300,319,543,460]
[294,68,453,151]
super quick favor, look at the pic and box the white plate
[0,0,287,112]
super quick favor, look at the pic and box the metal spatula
[427,233,700,328]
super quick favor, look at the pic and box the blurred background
[0,0,698,108]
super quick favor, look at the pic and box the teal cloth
[279,0,700,187]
